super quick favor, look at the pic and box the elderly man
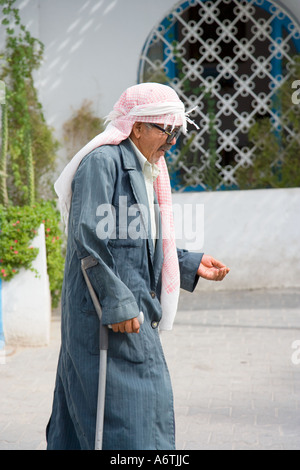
[46,83,229,450]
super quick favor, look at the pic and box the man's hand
[110,317,140,334]
[197,254,230,281]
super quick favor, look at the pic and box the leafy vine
[0,1,64,307]
[0,0,59,205]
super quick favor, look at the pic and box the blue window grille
[138,0,300,191]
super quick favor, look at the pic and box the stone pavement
[0,288,299,450]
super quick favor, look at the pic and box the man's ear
[130,122,143,140]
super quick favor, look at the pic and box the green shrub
[235,56,300,190]
[0,201,65,307]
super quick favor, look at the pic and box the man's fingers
[118,322,126,333]
[124,318,139,333]
[216,266,230,281]
[132,317,140,333]
[111,317,140,334]
[211,257,226,269]
[203,265,230,281]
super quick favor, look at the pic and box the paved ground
[0,288,299,450]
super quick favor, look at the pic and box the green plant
[201,91,220,190]
[24,129,34,206]
[0,0,59,205]
[63,100,105,161]
[0,201,65,307]
[153,40,221,190]
[0,100,8,206]
[0,2,64,306]
[235,56,300,189]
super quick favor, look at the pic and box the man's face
[130,122,180,164]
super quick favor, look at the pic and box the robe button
[150,291,156,299]
[151,321,159,329]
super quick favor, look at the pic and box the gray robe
[46,139,203,450]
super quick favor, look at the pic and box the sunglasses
[149,123,181,144]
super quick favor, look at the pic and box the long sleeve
[71,149,140,326]
[177,248,203,292]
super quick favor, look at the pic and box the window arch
[138,0,300,191]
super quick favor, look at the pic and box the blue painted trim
[138,0,300,84]
[271,16,283,137]
[162,18,179,185]
[162,18,177,79]
[271,17,283,78]
[172,0,300,53]
[257,0,300,52]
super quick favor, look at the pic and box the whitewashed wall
[281,0,300,23]
[173,187,300,290]
[2,225,51,346]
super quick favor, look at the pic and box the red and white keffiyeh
[55,83,196,330]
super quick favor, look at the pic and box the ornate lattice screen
[138,0,300,191]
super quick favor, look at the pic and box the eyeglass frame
[148,123,181,144]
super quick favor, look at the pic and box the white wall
[280,0,300,24]
[2,225,51,346]
[173,187,300,291]
[35,0,176,143]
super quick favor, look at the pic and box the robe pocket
[78,309,100,355]
[108,232,143,248]
[107,327,145,364]
[80,285,98,314]
[108,237,144,272]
